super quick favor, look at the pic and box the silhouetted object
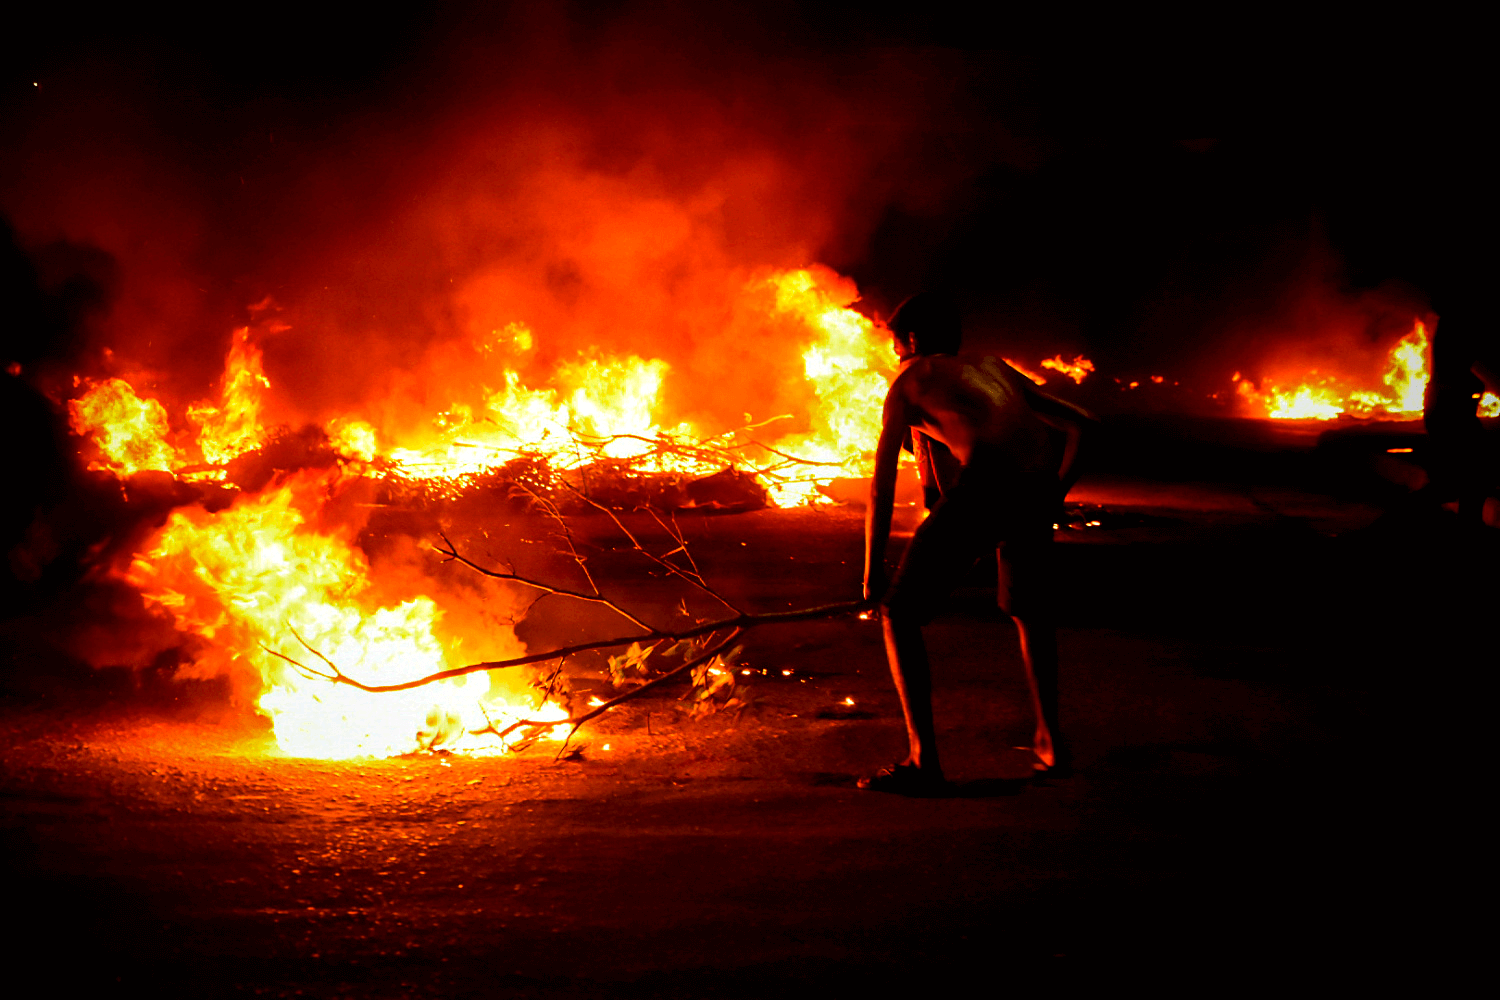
[1417,308,1498,528]
[859,293,1098,794]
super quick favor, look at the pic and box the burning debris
[56,266,904,759]
[54,267,1489,762]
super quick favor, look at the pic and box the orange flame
[1002,358,1048,386]
[1240,319,1431,421]
[186,326,274,468]
[1040,354,1095,384]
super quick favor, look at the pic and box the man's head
[887,293,961,359]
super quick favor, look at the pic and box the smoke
[3,4,1042,442]
[5,8,1473,431]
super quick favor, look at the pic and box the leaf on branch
[682,649,749,717]
[606,640,655,688]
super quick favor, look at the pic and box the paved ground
[2,423,1492,995]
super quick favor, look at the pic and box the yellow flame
[187,326,273,465]
[129,470,561,758]
[1241,319,1431,421]
[1040,354,1095,384]
[765,268,892,503]
[67,377,182,475]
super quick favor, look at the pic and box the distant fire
[1234,319,1436,421]
[1040,354,1095,384]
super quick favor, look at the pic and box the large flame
[67,265,896,757]
[128,469,563,758]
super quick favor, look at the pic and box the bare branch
[259,644,333,682]
[564,484,742,614]
[510,480,602,597]
[432,530,654,631]
[273,599,864,694]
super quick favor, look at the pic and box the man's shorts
[883,464,1056,624]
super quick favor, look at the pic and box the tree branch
[264,600,864,693]
[432,530,655,631]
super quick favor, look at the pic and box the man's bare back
[887,354,1055,472]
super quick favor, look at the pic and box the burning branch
[263,600,862,694]
[253,493,863,750]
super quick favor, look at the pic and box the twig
[432,530,654,631]
[512,481,601,597]
[564,484,741,613]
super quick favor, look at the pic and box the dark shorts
[883,464,1056,624]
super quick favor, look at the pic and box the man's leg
[1013,612,1063,771]
[880,609,942,777]
[998,531,1067,774]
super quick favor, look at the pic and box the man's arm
[1021,383,1100,497]
[864,386,910,602]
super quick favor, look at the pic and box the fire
[68,377,183,476]
[383,351,681,479]
[1238,319,1432,421]
[187,326,274,468]
[764,268,892,503]
[335,267,893,504]
[1002,359,1048,386]
[64,265,902,758]
[1040,354,1095,384]
[128,469,563,758]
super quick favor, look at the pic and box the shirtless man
[860,293,1097,794]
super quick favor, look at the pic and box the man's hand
[862,570,886,605]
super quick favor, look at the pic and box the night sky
[4,5,1491,391]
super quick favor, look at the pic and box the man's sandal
[857,763,948,797]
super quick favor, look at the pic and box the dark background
[5,3,1490,380]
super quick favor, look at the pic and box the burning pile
[63,253,1490,762]
[63,266,908,759]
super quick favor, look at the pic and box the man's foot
[857,763,947,797]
